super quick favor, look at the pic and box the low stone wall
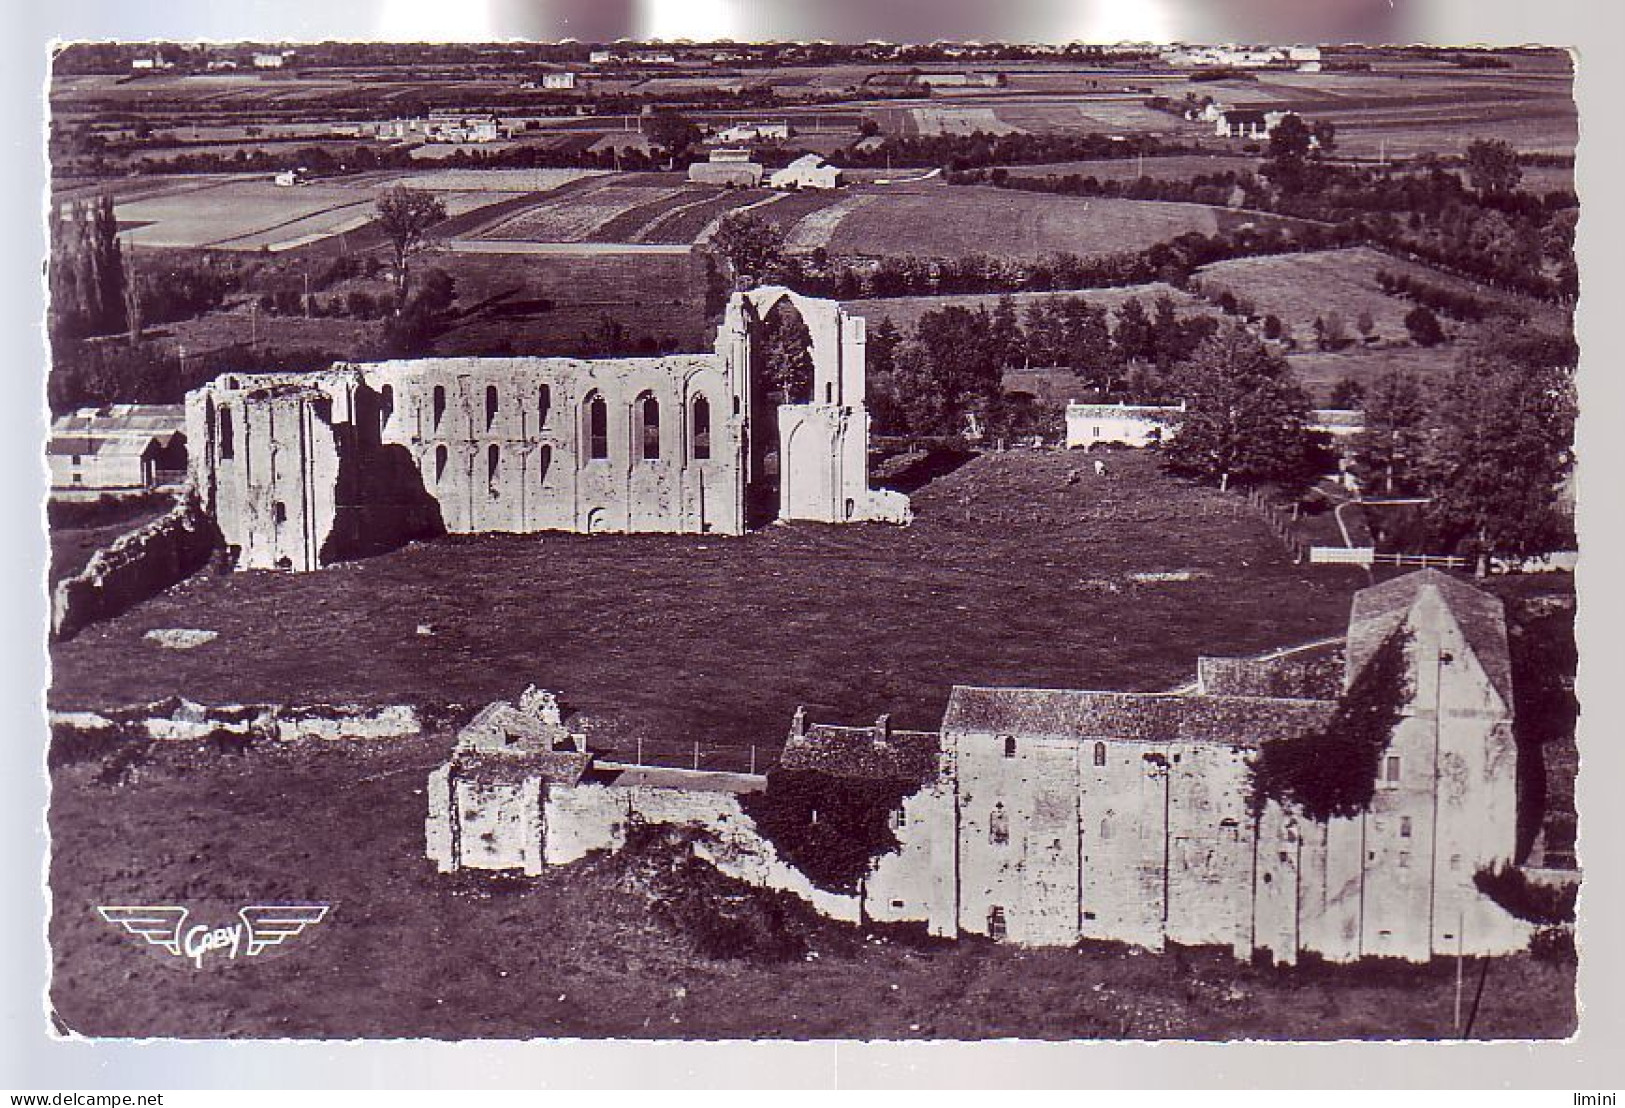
[51,496,218,642]
[48,699,422,743]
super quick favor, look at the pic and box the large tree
[711,211,786,288]
[1352,368,1429,495]
[48,194,127,344]
[644,109,700,166]
[375,186,447,301]
[1160,324,1318,491]
[1465,138,1523,197]
[1420,328,1576,567]
[892,305,1003,435]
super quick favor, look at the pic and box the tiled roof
[780,724,941,782]
[942,686,1335,746]
[1346,569,1513,709]
[1198,640,1346,699]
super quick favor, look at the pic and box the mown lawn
[48,451,1370,767]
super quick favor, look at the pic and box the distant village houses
[1215,108,1290,140]
[1065,401,1363,450]
[540,71,578,90]
[252,51,292,69]
[713,121,791,145]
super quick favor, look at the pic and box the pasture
[1286,345,1461,405]
[786,183,1230,259]
[1192,245,1568,343]
[48,452,1368,757]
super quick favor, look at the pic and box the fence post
[636,736,643,766]
[749,745,757,775]
[693,741,700,771]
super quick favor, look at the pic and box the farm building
[48,405,187,493]
[913,71,1006,88]
[428,570,1547,965]
[713,121,791,144]
[252,52,290,69]
[769,153,843,190]
[590,131,662,160]
[1215,109,1290,140]
[540,71,578,90]
[688,148,764,187]
[1065,402,1363,449]
[187,289,909,571]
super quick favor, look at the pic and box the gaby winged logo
[97,905,330,969]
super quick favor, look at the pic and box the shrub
[1474,864,1577,925]
[739,769,917,894]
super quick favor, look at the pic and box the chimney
[874,713,892,742]
[791,705,808,738]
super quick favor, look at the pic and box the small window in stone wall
[987,906,1007,941]
[1003,735,1017,758]
[1385,756,1402,783]
[435,444,448,483]
[692,395,711,460]
[539,384,551,427]
[433,385,447,431]
[1398,851,1411,868]
[989,803,1009,845]
[640,395,661,460]
[1093,741,1107,767]
[888,807,905,832]
[487,444,501,493]
[1099,814,1113,840]
[380,384,394,432]
[537,444,552,486]
[486,385,499,430]
[587,395,608,460]
[1400,816,1412,838]
[219,408,235,460]
[272,501,287,526]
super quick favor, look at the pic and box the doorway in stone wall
[746,294,814,526]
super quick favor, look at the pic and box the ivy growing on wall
[739,769,917,895]
[1249,628,1413,821]
[1473,863,1577,925]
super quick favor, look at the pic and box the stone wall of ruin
[51,496,217,641]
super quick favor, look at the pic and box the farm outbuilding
[769,153,843,190]
[48,405,187,493]
[689,149,764,186]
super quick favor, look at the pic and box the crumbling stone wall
[188,291,910,572]
[51,495,217,641]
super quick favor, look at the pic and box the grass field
[1192,246,1569,343]
[1001,154,1260,182]
[48,452,1370,760]
[45,728,1576,1039]
[1287,346,1461,404]
[789,183,1231,259]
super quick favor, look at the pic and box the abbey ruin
[186,289,910,571]
[427,570,1551,965]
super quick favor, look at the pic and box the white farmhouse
[769,153,843,190]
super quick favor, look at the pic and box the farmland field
[112,170,599,252]
[1001,154,1259,182]
[1192,246,1569,342]
[470,176,695,242]
[1286,345,1462,405]
[788,182,1230,259]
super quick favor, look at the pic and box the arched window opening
[639,395,661,460]
[585,394,608,460]
[218,408,235,460]
[691,395,711,460]
[272,501,287,526]
[487,444,501,493]
[1003,735,1017,759]
[432,385,447,431]
[379,384,394,433]
[1093,741,1107,767]
[989,803,1009,846]
[538,384,551,427]
[485,385,499,430]
[536,444,552,486]
[434,444,448,483]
